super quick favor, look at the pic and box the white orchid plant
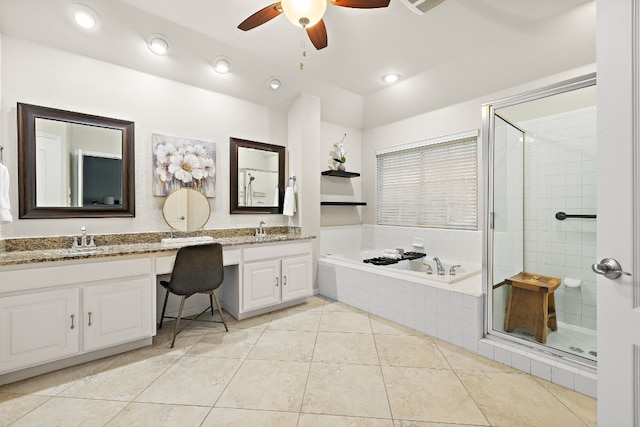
[330,133,347,165]
[154,139,215,191]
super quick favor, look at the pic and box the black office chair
[159,243,228,347]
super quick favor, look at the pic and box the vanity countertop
[0,234,314,267]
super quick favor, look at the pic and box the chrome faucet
[433,257,446,275]
[450,264,461,276]
[73,226,96,248]
[256,221,267,238]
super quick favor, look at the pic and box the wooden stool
[504,272,561,344]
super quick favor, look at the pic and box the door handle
[592,258,632,279]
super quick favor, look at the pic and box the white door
[36,132,65,206]
[281,255,311,302]
[243,259,281,311]
[83,278,152,351]
[596,0,640,424]
[0,289,79,372]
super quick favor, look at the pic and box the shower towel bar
[555,211,596,220]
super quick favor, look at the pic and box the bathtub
[324,249,482,285]
[318,247,484,352]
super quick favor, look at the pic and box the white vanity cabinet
[83,278,152,351]
[0,289,80,372]
[242,241,312,313]
[0,258,154,377]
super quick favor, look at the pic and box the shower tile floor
[506,322,598,362]
[0,297,596,426]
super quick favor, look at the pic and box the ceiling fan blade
[307,19,328,50]
[238,2,283,31]
[330,0,390,8]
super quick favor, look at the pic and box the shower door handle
[591,258,632,279]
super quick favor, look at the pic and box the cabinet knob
[88,312,92,327]
[283,276,287,286]
[275,277,279,287]
[70,314,75,330]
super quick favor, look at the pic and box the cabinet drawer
[155,248,241,275]
[243,241,311,262]
[0,258,152,293]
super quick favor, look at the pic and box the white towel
[283,187,296,217]
[0,164,12,224]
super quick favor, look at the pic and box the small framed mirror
[162,188,211,232]
[17,103,135,219]
[230,137,285,214]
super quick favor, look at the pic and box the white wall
[320,122,363,226]
[0,37,290,238]
[361,64,597,229]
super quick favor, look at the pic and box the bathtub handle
[450,265,461,276]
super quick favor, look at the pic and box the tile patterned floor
[0,296,597,426]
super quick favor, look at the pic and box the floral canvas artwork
[152,133,216,197]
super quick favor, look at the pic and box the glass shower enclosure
[484,74,597,364]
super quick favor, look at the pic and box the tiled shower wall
[521,106,597,330]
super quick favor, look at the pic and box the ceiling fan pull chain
[300,29,306,70]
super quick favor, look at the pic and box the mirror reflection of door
[35,132,65,206]
[162,188,211,232]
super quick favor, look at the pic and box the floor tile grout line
[294,300,323,426]
[531,376,593,426]
[368,311,397,423]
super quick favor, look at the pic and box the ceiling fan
[238,0,391,50]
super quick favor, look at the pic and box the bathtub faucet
[433,257,446,275]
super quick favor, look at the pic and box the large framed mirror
[17,103,135,219]
[230,137,285,214]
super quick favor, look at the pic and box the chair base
[159,290,228,348]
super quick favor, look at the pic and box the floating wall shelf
[321,170,360,178]
[320,201,367,206]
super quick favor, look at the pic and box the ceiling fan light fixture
[382,73,401,84]
[267,77,282,90]
[280,0,327,28]
[146,34,170,56]
[213,56,231,74]
[70,4,101,30]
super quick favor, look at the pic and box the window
[376,130,478,230]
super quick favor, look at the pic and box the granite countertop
[0,231,314,267]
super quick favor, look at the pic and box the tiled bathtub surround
[318,260,484,354]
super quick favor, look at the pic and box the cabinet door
[243,259,281,311]
[83,278,152,351]
[281,255,312,302]
[0,289,79,373]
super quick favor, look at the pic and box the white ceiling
[0,0,596,128]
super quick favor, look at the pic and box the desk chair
[159,243,228,347]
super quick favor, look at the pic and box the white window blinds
[376,130,479,230]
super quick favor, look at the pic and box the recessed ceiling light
[382,73,401,84]
[70,4,101,30]
[146,34,170,56]
[213,57,231,74]
[268,77,282,90]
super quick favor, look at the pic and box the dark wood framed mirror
[17,103,135,219]
[230,137,285,214]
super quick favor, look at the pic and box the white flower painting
[152,133,216,197]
